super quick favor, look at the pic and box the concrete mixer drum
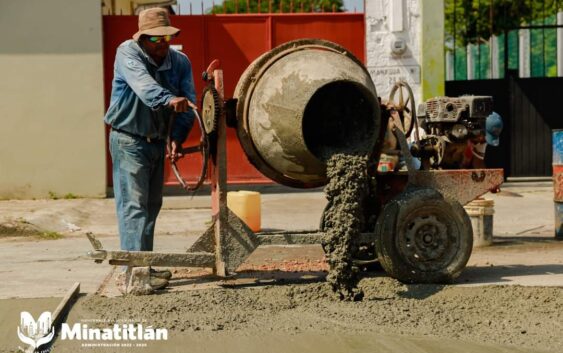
[234,39,382,188]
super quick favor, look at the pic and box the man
[462,111,503,169]
[104,8,196,292]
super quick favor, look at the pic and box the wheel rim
[396,206,460,272]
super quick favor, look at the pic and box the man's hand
[168,97,193,113]
[168,140,184,162]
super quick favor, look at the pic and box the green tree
[445,0,561,46]
[446,0,561,79]
[209,0,344,14]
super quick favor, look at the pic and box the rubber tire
[374,187,473,283]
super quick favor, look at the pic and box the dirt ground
[1,183,562,352]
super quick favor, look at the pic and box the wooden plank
[51,282,80,329]
[88,250,216,268]
[26,282,80,353]
[257,231,375,245]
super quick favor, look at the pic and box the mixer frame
[87,57,504,284]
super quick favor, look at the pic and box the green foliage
[16,217,31,225]
[209,0,344,14]
[447,0,561,79]
[48,191,79,200]
[445,0,562,46]
[38,231,64,240]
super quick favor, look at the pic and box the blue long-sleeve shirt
[104,39,196,142]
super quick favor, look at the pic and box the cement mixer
[87,39,504,289]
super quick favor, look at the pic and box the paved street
[0,182,561,299]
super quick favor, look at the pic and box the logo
[17,311,55,349]
[16,311,168,350]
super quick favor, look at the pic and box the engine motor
[412,95,493,169]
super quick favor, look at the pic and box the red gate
[103,13,366,186]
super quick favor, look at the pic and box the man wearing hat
[104,7,195,292]
[463,111,504,168]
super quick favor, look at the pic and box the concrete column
[519,28,531,78]
[365,0,423,103]
[420,0,445,100]
[365,0,444,102]
[490,35,500,79]
[467,43,475,80]
[557,12,563,77]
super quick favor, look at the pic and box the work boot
[119,267,169,294]
[149,267,172,280]
[149,276,169,290]
[128,267,153,295]
[115,268,131,295]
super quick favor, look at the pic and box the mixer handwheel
[167,108,210,192]
[388,80,417,138]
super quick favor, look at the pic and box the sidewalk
[0,182,561,299]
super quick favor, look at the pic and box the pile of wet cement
[81,277,563,352]
[321,153,369,301]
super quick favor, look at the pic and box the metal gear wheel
[201,85,222,134]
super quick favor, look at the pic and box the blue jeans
[109,130,165,252]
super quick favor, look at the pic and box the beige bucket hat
[133,8,180,41]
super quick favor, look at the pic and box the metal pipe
[467,43,475,80]
[453,0,457,80]
[491,35,499,79]
[519,27,531,78]
[477,0,481,79]
[558,12,563,76]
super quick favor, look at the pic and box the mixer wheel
[374,187,473,283]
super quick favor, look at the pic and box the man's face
[471,133,486,144]
[140,35,173,62]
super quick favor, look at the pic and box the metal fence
[173,0,363,15]
[445,0,563,80]
[102,0,363,16]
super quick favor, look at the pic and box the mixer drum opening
[302,81,379,161]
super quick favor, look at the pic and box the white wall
[0,0,106,199]
[365,0,444,104]
[366,0,422,102]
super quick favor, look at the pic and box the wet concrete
[50,277,563,353]
[322,154,370,300]
[0,297,61,352]
[52,331,552,353]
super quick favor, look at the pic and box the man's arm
[170,56,197,144]
[115,46,175,110]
